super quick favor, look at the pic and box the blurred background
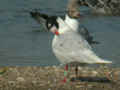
[0,0,120,67]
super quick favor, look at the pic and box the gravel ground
[0,66,120,90]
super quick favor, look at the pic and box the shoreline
[0,66,120,90]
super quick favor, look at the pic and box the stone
[16,77,25,82]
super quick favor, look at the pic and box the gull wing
[78,25,100,45]
[30,11,49,31]
[30,11,64,31]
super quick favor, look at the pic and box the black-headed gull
[30,11,112,80]
[50,17,112,79]
[30,11,99,45]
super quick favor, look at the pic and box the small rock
[32,81,37,84]
[111,70,120,81]
[8,81,16,87]
[48,88,51,90]
[78,67,82,70]
[52,66,57,69]
[16,77,25,82]
[82,70,88,74]
[91,71,98,76]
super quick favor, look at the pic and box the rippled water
[0,0,120,67]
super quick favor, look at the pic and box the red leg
[62,64,68,83]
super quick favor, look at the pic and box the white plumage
[52,17,112,65]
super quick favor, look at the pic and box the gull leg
[62,64,68,83]
[104,66,111,80]
[75,65,78,79]
[100,64,111,80]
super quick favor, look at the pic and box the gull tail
[96,59,112,64]
[84,50,112,64]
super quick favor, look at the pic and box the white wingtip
[97,60,112,64]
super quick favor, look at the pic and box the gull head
[46,17,59,36]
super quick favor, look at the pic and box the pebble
[91,71,98,76]
[0,66,120,90]
[16,77,25,82]
[82,70,88,74]
[32,81,37,84]
[39,83,46,86]
[87,84,93,88]
[111,70,120,81]
[75,85,85,88]
[8,81,16,87]
[78,67,82,70]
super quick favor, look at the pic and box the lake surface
[0,0,120,67]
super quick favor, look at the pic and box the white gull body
[52,17,112,65]
[65,15,79,32]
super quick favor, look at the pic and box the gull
[30,11,99,45]
[30,11,112,80]
[29,0,110,82]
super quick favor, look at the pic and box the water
[0,0,120,67]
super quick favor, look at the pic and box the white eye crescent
[48,23,51,27]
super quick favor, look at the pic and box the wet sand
[0,66,120,90]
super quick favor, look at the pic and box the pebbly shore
[0,66,120,90]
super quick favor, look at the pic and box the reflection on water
[0,0,120,67]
